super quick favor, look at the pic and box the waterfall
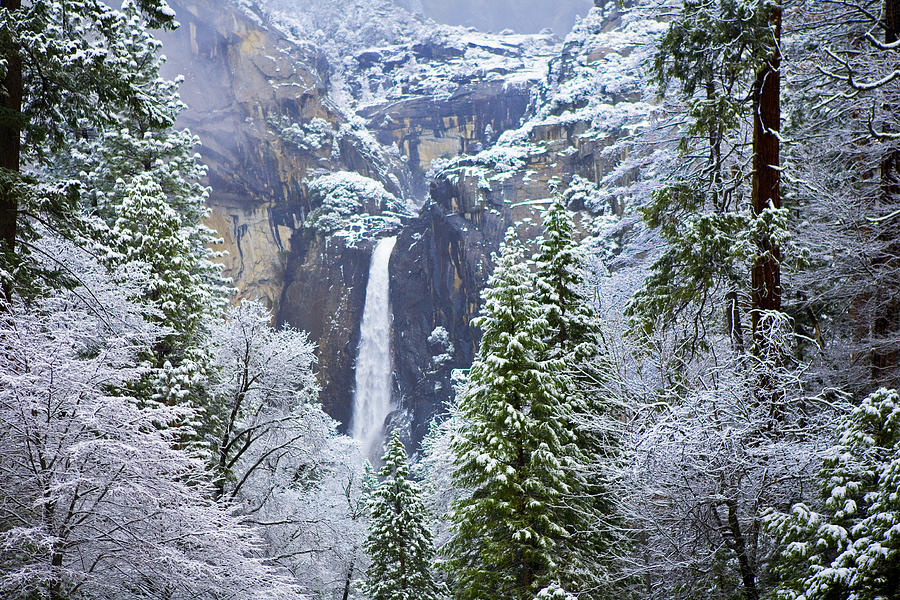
[351,236,397,462]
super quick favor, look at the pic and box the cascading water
[351,236,397,462]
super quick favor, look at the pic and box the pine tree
[766,388,900,600]
[49,0,228,406]
[0,0,177,301]
[534,195,601,364]
[627,0,791,362]
[533,195,623,595]
[363,429,442,600]
[445,229,581,600]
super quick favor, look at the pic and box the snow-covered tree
[445,230,583,600]
[207,299,320,500]
[108,174,214,358]
[207,300,375,599]
[418,393,467,554]
[621,313,832,600]
[766,387,900,600]
[0,0,177,300]
[532,195,626,594]
[0,235,297,600]
[51,0,229,408]
[628,0,793,362]
[781,0,900,392]
[364,429,442,600]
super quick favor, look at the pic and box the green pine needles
[445,228,586,600]
[364,429,443,600]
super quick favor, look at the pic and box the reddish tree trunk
[872,0,900,384]
[0,0,23,303]
[750,4,782,349]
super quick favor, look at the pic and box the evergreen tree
[627,0,792,362]
[534,194,601,364]
[445,230,582,600]
[0,0,177,300]
[532,195,624,595]
[766,388,900,600]
[364,429,442,600]
[21,0,230,413]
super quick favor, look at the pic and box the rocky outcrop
[159,0,416,429]
[160,0,410,311]
[361,80,532,188]
[157,0,655,443]
[278,233,373,423]
[388,2,659,442]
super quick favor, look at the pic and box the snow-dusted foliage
[417,403,464,553]
[428,1,669,234]
[766,388,900,600]
[207,299,321,498]
[0,238,297,600]
[364,429,442,600]
[781,0,900,392]
[306,171,413,244]
[207,299,374,599]
[445,230,587,600]
[623,345,833,600]
[239,0,558,114]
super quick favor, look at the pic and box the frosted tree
[765,388,900,600]
[418,394,466,554]
[0,235,297,600]
[532,195,625,594]
[622,342,832,600]
[628,0,792,364]
[364,429,442,600]
[0,0,177,300]
[781,0,900,391]
[55,0,228,407]
[445,230,583,600]
[206,300,375,599]
[207,299,320,500]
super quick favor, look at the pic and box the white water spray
[351,236,397,461]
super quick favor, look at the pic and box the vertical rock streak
[352,236,397,460]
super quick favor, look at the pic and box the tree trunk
[724,499,759,600]
[0,0,23,303]
[342,559,354,600]
[872,0,900,385]
[887,0,900,43]
[725,291,745,353]
[750,3,782,349]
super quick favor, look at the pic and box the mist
[394,0,596,35]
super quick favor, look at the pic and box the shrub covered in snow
[305,171,412,244]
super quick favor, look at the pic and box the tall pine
[533,196,623,595]
[446,230,581,600]
[0,0,177,300]
[627,0,789,364]
[364,429,442,600]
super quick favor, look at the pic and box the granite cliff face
[160,0,414,306]
[159,0,658,440]
[159,0,414,416]
[388,2,663,439]
[159,0,560,427]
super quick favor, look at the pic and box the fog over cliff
[394,0,595,35]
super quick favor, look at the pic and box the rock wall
[160,0,410,310]
[157,0,654,442]
[388,1,658,442]
[361,80,532,191]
